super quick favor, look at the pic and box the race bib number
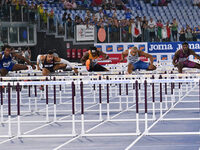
[3,62,11,68]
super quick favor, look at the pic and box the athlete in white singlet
[120,47,156,74]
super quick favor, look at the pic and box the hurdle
[80,78,199,137]
[152,75,156,120]
[7,83,12,137]
[16,80,77,138]
[0,73,196,115]
[0,82,12,138]
[1,79,140,137]
[45,77,49,122]
[0,76,200,138]
[1,76,71,114]
[0,78,3,124]
[81,80,142,137]
[4,60,200,78]
[82,79,164,136]
[2,71,200,82]
[13,79,105,136]
[146,80,200,135]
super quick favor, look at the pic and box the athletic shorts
[44,67,55,73]
[181,60,196,68]
[131,60,149,70]
[88,64,107,72]
[0,63,15,71]
[86,59,107,72]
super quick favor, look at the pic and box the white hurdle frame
[0,75,199,138]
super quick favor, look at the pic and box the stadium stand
[0,0,200,45]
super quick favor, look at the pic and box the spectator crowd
[1,0,200,43]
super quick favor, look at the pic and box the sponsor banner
[161,55,168,60]
[171,54,174,60]
[96,45,102,51]
[95,42,148,54]
[95,42,200,64]
[117,45,124,52]
[76,25,94,41]
[97,54,122,65]
[106,45,113,52]
[152,55,157,62]
[105,54,122,64]
[138,44,146,51]
[148,42,200,53]
[94,43,148,64]
[127,45,135,49]
[99,54,149,64]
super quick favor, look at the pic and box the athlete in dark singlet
[120,47,156,74]
[0,45,36,76]
[81,46,109,72]
[38,50,78,76]
[43,54,56,73]
[173,42,200,73]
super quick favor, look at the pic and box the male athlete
[0,45,36,76]
[81,46,109,71]
[120,47,156,74]
[37,50,78,76]
[173,42,200,73]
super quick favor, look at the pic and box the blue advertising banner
[171,54,174,60]
[127,45,134,49]
[148,42,200,53]
[152,55,157,62]
[161,55,168,60]
[96,45,102,51]
[117,45,124,52]
[138,44,146,51]
[106,45,113,52]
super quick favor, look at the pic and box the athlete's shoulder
[40,55,46,61]
[54,56,60,62]
[137,50,143,55]
[124,49,130,52]
[40,55,46,59]
[10,52,17,57]
[189,48,195,52]
[188,49,196,54]
[175,49,181,54]
[122,49,129,55]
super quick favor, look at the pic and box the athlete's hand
[100,57,106,60]
[101,55,109,60]
[173,63,178,67]
[120,59,125,62]
[31,64,36,70]
[125,71,130,75]
[73,68,78,74]
[149,64,155,70]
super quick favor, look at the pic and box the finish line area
[0,64,199,150]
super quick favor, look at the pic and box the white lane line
[0,90,97,145]
[125,84,197,150]
[53,86,161,150]
[0,84,128,145]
